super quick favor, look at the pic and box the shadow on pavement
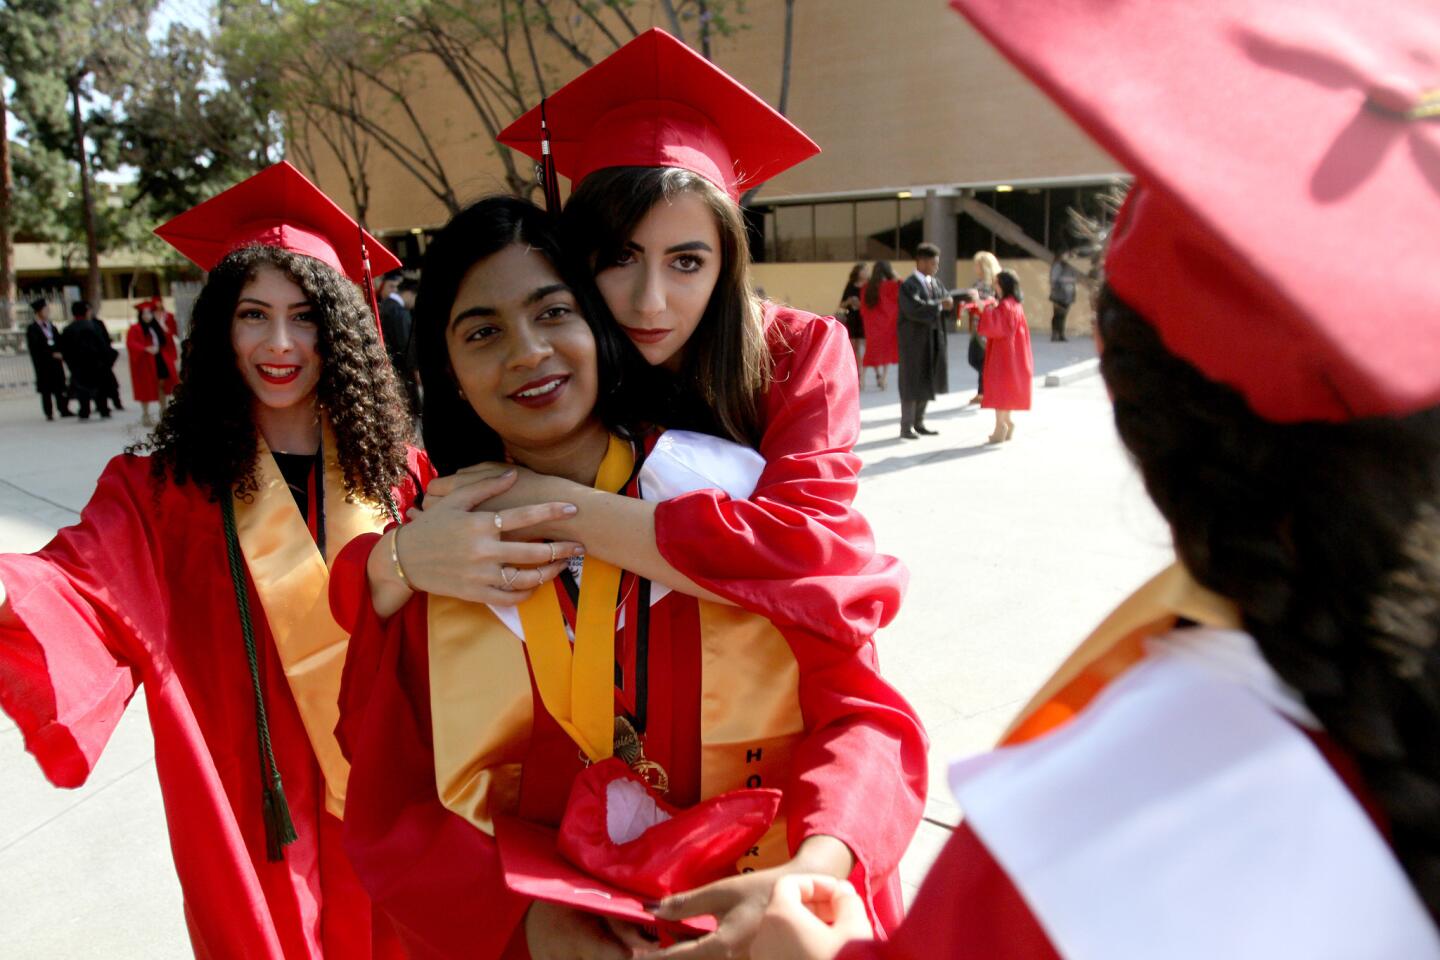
[861,440,1003,478]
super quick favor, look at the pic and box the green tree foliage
[0,0,158,304]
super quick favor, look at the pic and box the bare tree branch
[658,0,685,41]
[600,0,642,38]
[517,0,548,98]
[534,0,596,66]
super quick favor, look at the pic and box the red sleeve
[783,628,929,934]
[837,823,1061,960]
[977,302,1016,339]
[338,594,531,960]
[0,457,152,788]
[124,323,145,355]
[654,311,907,646]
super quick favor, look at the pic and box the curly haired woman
[0,163,428,959]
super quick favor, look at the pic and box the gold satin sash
[516,434,633,762]
[428,455,807,876]
[233,420,391,816]
[1002,562,1243,746]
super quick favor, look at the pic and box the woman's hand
[366,470,582,616]
[650,836,858,959]
[525,900,659,960]
[423,464,582,541]
[752,875,872,960]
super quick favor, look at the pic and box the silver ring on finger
[493,512,504,532]
[500,565,517,589]
[548,542,557,564]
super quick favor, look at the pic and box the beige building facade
[302,0,1126,327]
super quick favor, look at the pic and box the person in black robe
[896,243,953,438]
[60,300,112,420]
[25,299,72,420]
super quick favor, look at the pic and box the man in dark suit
[378,271,420,415]
[25,299,73,420]
[896,242,954,439]
[60,300,111,420]
[81,303,124,411]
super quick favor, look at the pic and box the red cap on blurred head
[949,0,1440,423]
[498,28,819,201]
[154,161,401,286]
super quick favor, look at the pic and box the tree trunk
[0,76,15,329]
[69,78,103,310]
[738,0,796,208]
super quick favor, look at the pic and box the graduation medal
[613,715,670,795]
[518,435,655,771]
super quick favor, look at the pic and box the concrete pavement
[0,334,1171,956]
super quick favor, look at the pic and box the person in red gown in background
[332,194,927,960]
[127,298,179,426]
[858,261,900,393]
[0,162,425,959]
[753,0,1440,957]
[424,29,903,650]
[977,270,1033,443]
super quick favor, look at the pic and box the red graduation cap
[153,161,401,287]
[498,28,819,201]
[950,0,1440,423]
[494,759,779,934]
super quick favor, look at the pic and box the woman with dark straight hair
[978,269,1034,443]
[429,28,906,651]
[839,262,869,384]
[0,162,425,959]
[859,260,900,391]
[754,0,1440,957]
[330,195,925,960]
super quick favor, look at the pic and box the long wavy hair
[1097,285,1440,923]
[562,166,772,448]
[133,244,412,504]
[863,260,897,308]
[414,195,642,477]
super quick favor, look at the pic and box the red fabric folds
[653,307,907,647]
[0,450,427,959]
[556,758,781,899]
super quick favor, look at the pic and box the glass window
[856,199,900,261]
[774,205,815,261]
[896,198,926,259]
[814,202,856,262]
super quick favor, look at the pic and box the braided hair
[132,244,412,504]
[1097,285,1440,922]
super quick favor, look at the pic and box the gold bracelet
[389,527,413,589]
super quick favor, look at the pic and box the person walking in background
[25,298,72,421]
[979,269,1033,443]
[961,251,1001,405]
[839,263,868,384]
[126,299,178,427]
[80,302,124,413]
[897,243,953,439]
[859,261,900,392]
[60,301,111,421]
[378,271,420,415]
[1048,252,1078,341]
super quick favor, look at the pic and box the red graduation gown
[0,450,429,959]
[653,306,906,646]
[977,299,1034,411]
[329,536,928,960]
[858,281,900,367]
[126,322,178,403]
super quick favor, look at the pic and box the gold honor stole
[1002,562,1243,746]
[233,420,392,817]
[429,437,804,872]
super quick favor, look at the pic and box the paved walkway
[0,335,1171,957]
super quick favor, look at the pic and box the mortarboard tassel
[358,225,387,349]
[221,496,298,862]
[540,98,562,214]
